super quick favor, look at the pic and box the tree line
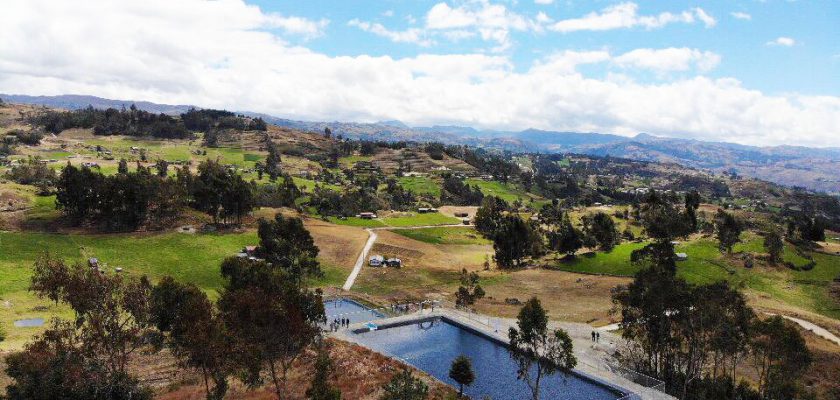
[26,105,265,139]
[611,191,814,399]
[54,158,292,230]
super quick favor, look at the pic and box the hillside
[5,93,839,195]
[1,99,839,399]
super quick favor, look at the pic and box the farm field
[397,175,441,196]
[465,178,549,208]
[325,211,460,228]
[391,226,490,245]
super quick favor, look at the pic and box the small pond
[14,318,45,327]
[352,317,626,400]
[324,298,384,325]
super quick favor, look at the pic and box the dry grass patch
[154,339,456,400]
[476,269,630,325]
[304,218,370,269]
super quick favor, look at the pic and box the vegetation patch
[382,212,460,227]
[393,226,490,245]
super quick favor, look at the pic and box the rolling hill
[3,93,839,194]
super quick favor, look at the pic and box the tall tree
[12,253,157,399]
[151,277,231,400]
[640,191,694,243]
[4,321,153,400]
[257,213,322,282]
[763,230,785,265]
[265,141,283,181]
[306,345,341,400]
[492,215,535,268]
[581,212,620,251]
[474,196,508,238]
[715,210,743,254]
[192,160,254,224]
[155,159,169,177]
[549,213,583,257]
[455,269,485,307]
[218,257,324,400]
[448,355,475,398]
[508,298,577,400]
[684,190,702,232]
[380,369,428,400]
[752,316,811,399]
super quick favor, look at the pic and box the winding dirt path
[767,313,840,347]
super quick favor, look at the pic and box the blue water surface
[353,318,623,400]
[14,318,45,327]
[324,298,384,325]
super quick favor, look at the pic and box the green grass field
[338,155,373,168]
[465,179,548,208]
[324,212,460,228]
[397,176,441,196]
[391,226,490,245]
[552,235,840,319]
[0,230,347,349]
[0,231,259,295]
[326,216,386,227]
[292,177,343,193]
[381,212,460,227]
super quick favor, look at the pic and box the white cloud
[534,0,554,4]
[550,2,715,32]
[382,10,394,18]
[730,11,752,21]
[424,1,546,51]
[264,15,329,38]
[1,0,838,147]
[693,8,716,28]
[348,19,434,47]
[767,37,796,46]
[613,48,721,73]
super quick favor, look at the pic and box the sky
[0,0,838,147]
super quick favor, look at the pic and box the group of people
[391,303,412,313]
[329,317,351,332]
[591,330,601,343]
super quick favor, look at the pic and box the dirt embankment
[152,338,454,400]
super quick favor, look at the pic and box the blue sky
[255,0,840,96]
[1,0,839,146]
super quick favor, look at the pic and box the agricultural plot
[465,178,548,207]
[381,212,460,227]
[392,226,489,245]
[397,176,441,196]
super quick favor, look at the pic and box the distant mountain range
[3,93,839,195]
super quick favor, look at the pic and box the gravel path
[342,229,377,290]
[767,313,840,346]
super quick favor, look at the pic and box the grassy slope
[382,212,460,227]
[552,234,840,319]
[465,178,549,208]
[391,226,490,245]
[398,176,441,196]
[0,229,347,349]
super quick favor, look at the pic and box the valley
[0,100,839,399]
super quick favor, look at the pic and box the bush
[9,129,44,145]
[7,157,56,189]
